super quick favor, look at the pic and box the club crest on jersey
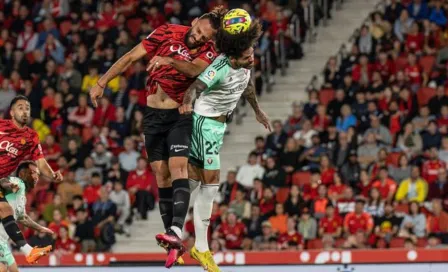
[207,158,213,165]
[0,141,18,157]
[204,70,216,81]
[20,138,26,145]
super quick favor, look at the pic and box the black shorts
[143,106,193,163]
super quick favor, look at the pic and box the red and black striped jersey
[142,24,217,103]
[0,119,44,178]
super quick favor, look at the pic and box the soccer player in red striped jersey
[0,95,62,264]
[89,7,227,267]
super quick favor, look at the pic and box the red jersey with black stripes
[142,24,217,103]
[0,119,44,177]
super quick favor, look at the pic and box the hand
[53,171,63,182]
[178,103,193,114]
[89,83,104,108]
[255,110,271,132]
[39,227,55,235]
[1,182,19,193]
[147,56,171,73]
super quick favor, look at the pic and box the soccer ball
[222,9,252,35]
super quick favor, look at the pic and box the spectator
[107,157,128,186]
[278,217,303,250]
[427,199,448,239]
[118,138,140,172]
[63,139,84,171]
[253,221,276,251]
[263,157,287,190]
[109,181,131,235]
[422,147,447,184]
[303,91,319,120]
[399,201,426,238]
[57,171,83,206]
[394,9,414,42]
[126,157,156,219]
[251,136,266,160]
[229,189,251,220]
[29,220,54,248]
[397,122,423,158]
[374,202,401,246]
[312,104,331,133]
[428,85,448,116]
[259,187,276,218]
[217,169,243,204]
[279,138,300,178]
[328,89,348,122]
[365,187,385,219]
[357,25,374,56]
[365,115,393,147]
[39,33,65,64]
[343,199,374,236]
[357,132,380,169]
[328,172,348,203]
[91,142,113,171]
[92,187,117,251]
[427,168,448,204]
[245,205,263,239]
[236,152,265,189]
[283,185,307,219]
[311,184,330,220]
[298,208,317,240]
[421,120,442,151]
[266,120,288,156]
[319,205,343,238]
[412,106,435,133]
[395,166,428,203]
[299,135,327,169]
[337,187,356,216]
[75,157,103,187]
[293,119,317,148]
[336,105,357,133]
[93,96,116,128]
[48,209,70,235]
[340,150,361,188]
[331,132,351,169]
[74,209,96,253]
[109,107,129,142]
[323,56,341,89]
[68,94,94,128]
[17,21,38,53]
[55,226,78,255]
[81,64,100,93]
[215,211,247,250]
[439,137,448,165]
[371,167,397,202]
[42,134,62,170]
[59,58,83,92]
[268,203,288,234]
[388,153,412,184]
[83,172,103,206]
[43,194,68,223]
[429,0,447,27]
[407,0,429,20]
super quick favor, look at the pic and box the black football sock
[158,187,173,232]
[3,215,26,247]
[171,179,190,232]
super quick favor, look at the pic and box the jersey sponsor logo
[169,44,191,59]
[204,70,216,81]
[20,138,26,145]
[0,132,8,135]
[0,141,18,157]
[229,83,245,94]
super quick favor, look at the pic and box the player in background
[0,95,61,264]
[179,20,271,272]
[89,7,227,267]
[0,161,53,271]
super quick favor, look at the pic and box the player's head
[16,160,39,191]
[9,95,31,126]
[216,20,262,69]
[187,6,228,49]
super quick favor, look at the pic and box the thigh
[189,113,226,171]
[144,133,168,163]
[167,113,193,159]
[202,169,220,185]
[0,241,14,268]
[7,262,18,272]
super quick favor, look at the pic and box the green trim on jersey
[197,55,230,90]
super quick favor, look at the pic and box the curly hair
[215,19,263,58]
[200,5,228,30]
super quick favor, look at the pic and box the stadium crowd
[0,0,311,254]
[183,0,448,252]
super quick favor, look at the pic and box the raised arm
[178,79,208,114]
[242,74,271,131]
[148,56,211,78]
[90,43,147,107]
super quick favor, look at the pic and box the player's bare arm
[90,43,147,107]
[243,75,271,131]
[17,214,54,234]
[36,158,63,182]
[179,79,208,114]
[147,56,211,78]
[0,178,18,193]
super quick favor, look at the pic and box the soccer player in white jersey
[0,161,53,272]
[179,20,271,271]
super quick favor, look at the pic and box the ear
[192,18,198,26]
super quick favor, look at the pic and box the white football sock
[20,244,32,256]
[170,226,182,239]
[194,184,219,253]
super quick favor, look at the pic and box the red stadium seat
[386,152,402,167]
[276,188,290,203]
[292,171,311,186]
[59,20,72,37]
[395,56,408,71]
[376,238,387,248]
[417,238,427,247]
[307,239,323,249]
[127,18,143,38]
[417,87,436,106]
[319,89,335,106]
[25,52,35,64]
[419,55,435,74]
[390,238,406,248]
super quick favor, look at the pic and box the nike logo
[174,148,186,152]
[16,231,21,234]
[161,213,167,217]
[174,201,184,205]
[0,132,8,135]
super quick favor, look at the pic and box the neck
[11,119,25,129]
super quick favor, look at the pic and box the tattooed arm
[178,79,208,114]
[0,178,18,194]
[242,75,272,131]
[17,214,54,234]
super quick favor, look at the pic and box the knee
[169,159,189,180]
[203,170,219,185]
